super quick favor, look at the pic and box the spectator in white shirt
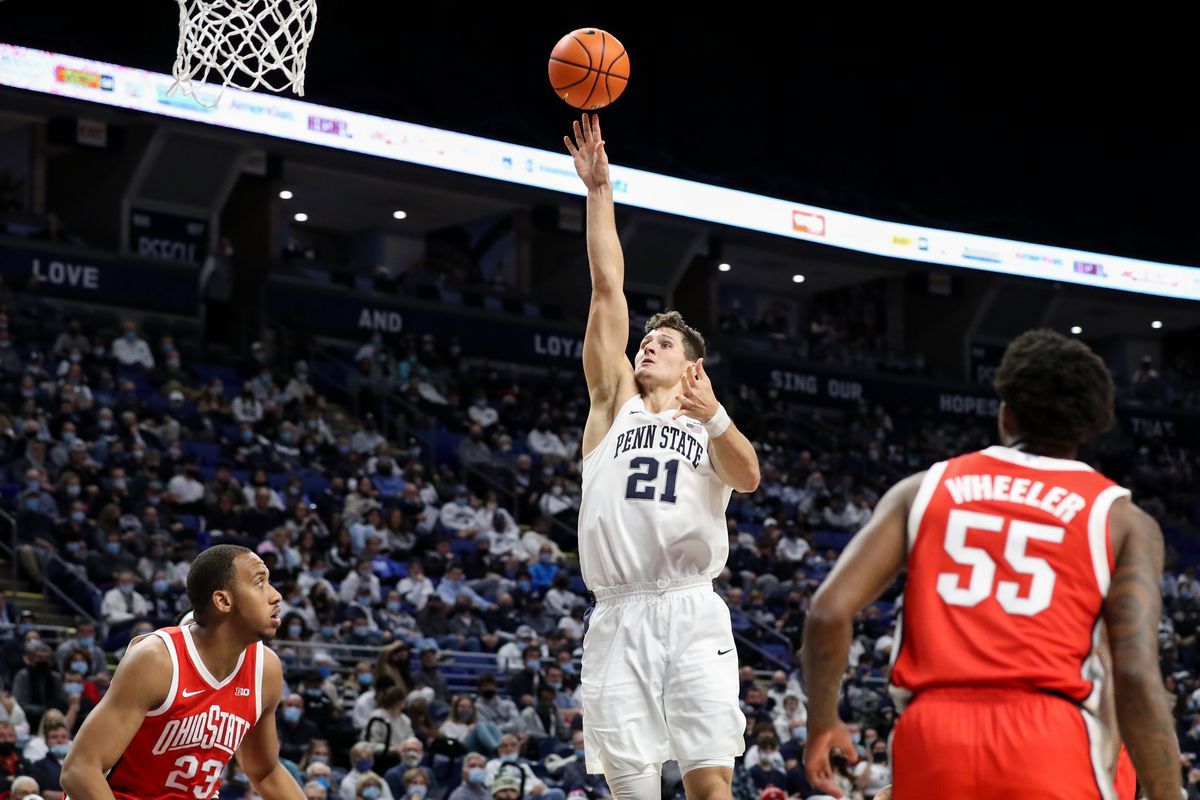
[844,491,873,530]
[467,393,499,429]
[526,415,570,462]
[496,625,539,673]
[396,562,435,611]
[775,521,811,563]
[167,460,206,507]
[101,570,150,627]
[232,386,264,425]
[543,575,576,618]
[340,561,383,605]
[440,492,481,538]
[111,321,154,370]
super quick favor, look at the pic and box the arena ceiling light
[293,212,309,222]
[1152,320,1163,329]
[1070,325,1083,335]
[792,274,805,283]
[717,263,731,272]
[392,210,408,220]
[279,190,294,199]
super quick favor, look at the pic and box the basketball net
[170,0,318,109]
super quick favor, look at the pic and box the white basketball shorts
[580,574,746,774]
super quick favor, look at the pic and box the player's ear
[212,588,234,616]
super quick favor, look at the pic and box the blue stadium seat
[450,537,476,556]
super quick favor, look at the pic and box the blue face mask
[282,707,302,724]
[500,753,518,763]
[409,786,427,799]
[354,625,370,637]
[125,331,137,341]
[318,666,333,679]
[517,581,530,592]
[547,681,561,690]
[387,602,401,613]
[50,743,70,759]
[793,726,807,741]
[575,749,586,760]
[153,579,169,593]
[306,687,324,698]
[241,430,255,442]
[67,484,81,497]
[850,733,862,745]
[107,543,121,555]
[71,659,89,674]
[78,636,93,648]
[321,626,336,638]
[358,673,373,687]
[16,623,32,635]
[354,759,372,774]
[64,682,84,696]
[526,659,540,671]
[288,624,303,638]
[315,777,330,790]
[119,583,134,594]
[71,510,85,524]
[24,498,39,512]
[362,788,382,800]
[560,663,574,674]
[468,768,487,785]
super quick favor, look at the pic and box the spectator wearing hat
[489,772,522,800]
[496,627,537,673]
[110,321,153,370]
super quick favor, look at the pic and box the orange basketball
[548,28,630,110]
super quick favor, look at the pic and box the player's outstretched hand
[804,722,859,799]
[564,113,610,190]
[673,358,719,422]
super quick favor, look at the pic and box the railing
[729,612,794,671]
[0,508,100,623]
[0,508,18,580]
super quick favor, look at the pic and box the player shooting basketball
[564,113,760,800]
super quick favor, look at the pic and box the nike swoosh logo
[717,648,734,656]
[182,688,205,697]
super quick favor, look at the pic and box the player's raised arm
[565,114,636,447]
[1104,499,1183,800]
[236,648,305,800]
[801,473,921,798]
[60,637,173,800]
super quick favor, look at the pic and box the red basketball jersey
[106,624,264,800]
[890,446,1129,709]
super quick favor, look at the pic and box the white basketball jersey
[578,393,733,589]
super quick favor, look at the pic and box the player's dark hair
[186,544,252,624]
[644,310,706,361]
[993,329,1114,449]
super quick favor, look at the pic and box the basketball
[548,28,630,110]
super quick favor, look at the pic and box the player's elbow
[808,588,853,628]
[59,757,89,796]
[737,464,761,494]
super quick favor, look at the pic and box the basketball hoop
[170,0,318,108]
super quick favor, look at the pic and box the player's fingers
[696,357,707,378]
[581,113,592,143]
[572,120,583,147]
[564,136,578,156]
[592,114,602,141]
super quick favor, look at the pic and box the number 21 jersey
[890,446,1130,709]
[579,394,733,589]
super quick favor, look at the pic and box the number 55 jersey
[579,393,733,590]
[890,445,1130,709]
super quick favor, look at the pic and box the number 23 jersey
[890,446,1130,709]
[579,393,733,590]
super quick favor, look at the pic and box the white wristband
[702,404,732,438]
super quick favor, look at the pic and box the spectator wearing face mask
[29,719,71,796]
[100,570,150,639]
[390,766,431,800]
[447,753,490,800]
[474,674,521,735]
[269,692,319,764]
[12,643,61,731]
[110,322,153,370]
[340,743,393,800]
[0,720,34,795]
[440,695,501,756]
[60,667,97,734]
[746,733,787,792]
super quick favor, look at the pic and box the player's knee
[678,760,733,800]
